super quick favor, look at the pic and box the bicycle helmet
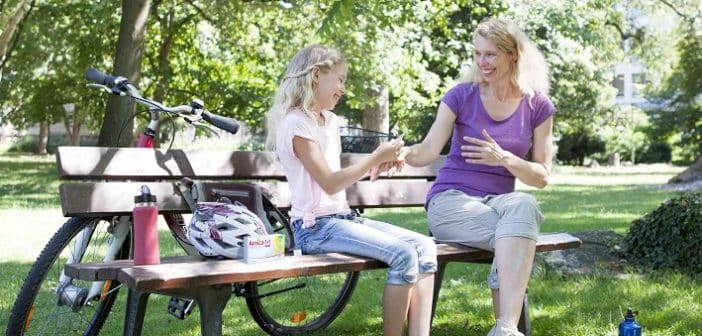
[188,202,268,259]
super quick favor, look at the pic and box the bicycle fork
[55,216,131,311]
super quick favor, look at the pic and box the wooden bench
[57,146,581,336]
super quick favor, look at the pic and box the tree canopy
[0,0,699,164]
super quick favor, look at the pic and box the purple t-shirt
[426,83,556,203]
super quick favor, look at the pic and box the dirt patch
[536,230,629,276]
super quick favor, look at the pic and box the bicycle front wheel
[7,216,131,336]
[242,271,360,335]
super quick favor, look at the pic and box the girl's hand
[373,139,404,163]
[461,129,512,166]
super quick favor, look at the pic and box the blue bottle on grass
[619,308,642,336]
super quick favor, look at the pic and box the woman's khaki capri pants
[427,189,544,289]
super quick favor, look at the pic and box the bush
[639,141,672,163]
[556,130,606,165]
[625,191,702,274]
[5,134,97,154]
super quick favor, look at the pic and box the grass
[0,153,59,209]
[1,154,701,335]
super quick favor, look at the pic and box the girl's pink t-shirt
[276,108,351,228]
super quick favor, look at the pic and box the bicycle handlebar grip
[201,110,240,134]
[85,68,119,87]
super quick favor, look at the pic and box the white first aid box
[243,234,285,264]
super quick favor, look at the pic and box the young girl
[266,44,437,336]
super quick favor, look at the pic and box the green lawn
[1,154,700,335]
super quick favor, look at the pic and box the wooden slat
[56,147,284,180]
[59,180,434,217]
[56,146,445,181]
[64,256,204,281]
[64,233,581,292]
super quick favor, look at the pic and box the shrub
[556,130,606,165]
[639,141,672,163]
[5,135,97,154]
[625,191,702,274]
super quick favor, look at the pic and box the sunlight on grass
[1,154,700,335]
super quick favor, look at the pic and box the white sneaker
[486,320,525,336]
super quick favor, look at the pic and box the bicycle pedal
[167,297,196,320]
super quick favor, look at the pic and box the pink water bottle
[133,185,160,265]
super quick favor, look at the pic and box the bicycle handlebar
[85,68,125,88]
[85,68,239,134]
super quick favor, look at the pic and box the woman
[403,18,555,336]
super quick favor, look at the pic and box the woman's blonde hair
[466,18,550,101]
[265,44,346,149]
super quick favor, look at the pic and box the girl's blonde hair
[266,44,346,149]
[466,18,550,101]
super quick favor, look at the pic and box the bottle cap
[134,185,157,203]
[625,308,635,318]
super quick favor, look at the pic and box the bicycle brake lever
[86,83,128,96]
[86,83,112,93]
[192,121,220,138]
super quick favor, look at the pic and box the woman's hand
[461,129,513,166]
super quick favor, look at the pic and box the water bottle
[619,308,642,336]
[133,185,160,265]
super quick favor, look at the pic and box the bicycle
[6,69,359,336]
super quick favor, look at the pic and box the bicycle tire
[7,216,131,336]
[243,271,360,335]
[241,196,361,335]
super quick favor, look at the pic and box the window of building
[613,74,625,97]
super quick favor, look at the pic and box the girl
[266,44,437,336]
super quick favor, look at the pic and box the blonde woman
[267,44,437,336]
[403,18,555,336]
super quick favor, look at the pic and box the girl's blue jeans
[292,212,437,285]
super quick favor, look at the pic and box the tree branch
[0,0,34,71]
[605,20,634,40]
[184,0,216,25]
[658,0,692,22]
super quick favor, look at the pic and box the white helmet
[188,202,267,259]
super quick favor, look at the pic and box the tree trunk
[669,156,702,184]
[97,0,151,147]
[36,121,48,154]
[362,85,389,134]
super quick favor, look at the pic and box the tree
[630,0,701,180]
[0,1,120,153]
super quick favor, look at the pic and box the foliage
[4,133,97,154]
[598,104,649,163]
[631,1,701,165]
[322,0,509,143]
[645,25,702,164]
[1,0,696,162]
[626,191,702,275]
[638,141,672,163]
[0,0,119,130]
[556,128,606,165]
[509,0,624,139]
